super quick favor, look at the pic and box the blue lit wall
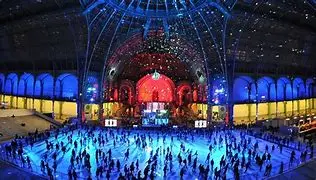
[55,74,78,99]
[269,84,276,101]
[0,72,90,102]
[0,72,314,104]
[277,77,292,101]
[232,76,314,103]
[4,73,18,95]
[293,78,305,99]
[257,76,276,102]
[233,76,256,103]
[34,73,54,98]
[18,73,34,96]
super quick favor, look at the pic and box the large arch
[18,73,34,96]
[293,77,305,99]
[119,80,135,105]
[257,76,276,102]
[4,73,18,95]
[105,32,206,83]
[277,77,292,101]
[233,76,256,103]
[55,73,78,99]
[34,73,54,98]
[137,73,175,102]
[0,73,5,93]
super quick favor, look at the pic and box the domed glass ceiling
[79,0,237,102]
[82,0,232,18]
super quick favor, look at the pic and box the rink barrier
[246,130,309,152]
[264,157,316,179]
[236,157,313,180]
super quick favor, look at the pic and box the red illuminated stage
[101,53,210,127]
[99,33,216,127]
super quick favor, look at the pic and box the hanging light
[152,70,160,80]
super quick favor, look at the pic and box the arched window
[233,76,256,103]
[293,78,305,99]
[4,73,18,95]
[18,73,34,96]
[34,73,54,98]
[257,76,275,102]
[277,77,292,101]
[55,73,78,99]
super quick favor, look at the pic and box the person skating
[72,169,77,180]
[130,162,135,173]
[118,172,125,180]
[279,161,284,174]
[26,156,31,168]
[214,167,220,180]
[205,152,210,163]
[163,163,168,177]
[180,166,185,180]
[211,159,214,170]
[52,161,57,173]
[137,170,142,179]
[116,159,121,171]
[106,170,110,180]
[244,161,250,173]
[68,168,72,180]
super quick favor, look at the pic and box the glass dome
[82,0,233,18]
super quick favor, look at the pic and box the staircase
[32,110,62,127]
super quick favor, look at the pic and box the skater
[279,162,284,174]
[180,167,185,180]
[116,160,121,171]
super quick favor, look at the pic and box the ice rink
[0,126,311,179]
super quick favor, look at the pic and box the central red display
[137,74,175,102]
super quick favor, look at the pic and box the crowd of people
[0,123,314,180]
